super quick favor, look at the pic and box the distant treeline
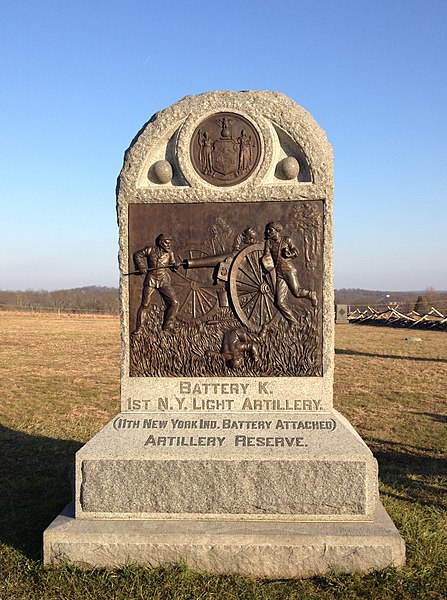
[335,287,447,314]
[1,286,446,316]
[0,286,119,314]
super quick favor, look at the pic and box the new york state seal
[190,112,261,186]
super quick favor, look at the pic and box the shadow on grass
[365,436,447,510]
[415,411,447,424]
[335,348,447,363]
[0,424,82,560]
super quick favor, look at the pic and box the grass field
[0,312,445,599]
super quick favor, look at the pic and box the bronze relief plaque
[190,112,261,186]
[128,201,323,378]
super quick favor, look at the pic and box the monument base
[74,411,379,521]
[44,502,405,578]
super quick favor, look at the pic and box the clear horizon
[1,1,446,291]
[2,284,446,295]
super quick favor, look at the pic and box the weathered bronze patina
[133,233,180,332]
[190,112,261,186]
[128,201,323,378]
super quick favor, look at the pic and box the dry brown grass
[1,312,444,459]
[0,311,120,442]
[334,323,447,457]
[0,314,445,599]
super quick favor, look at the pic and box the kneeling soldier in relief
[209,325,268,370]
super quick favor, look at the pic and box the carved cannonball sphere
[278,156,300,180]
[152,160,173,184]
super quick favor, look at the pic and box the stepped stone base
[43,409,405,576]
[44,502,405,578]
[75,411,378,521]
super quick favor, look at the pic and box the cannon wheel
[228,243,278,331]
[173,245,220,323]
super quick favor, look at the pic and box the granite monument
[44,91,405,578]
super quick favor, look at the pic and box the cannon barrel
[184,252,232,269]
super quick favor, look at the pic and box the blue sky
[1,1,446,291]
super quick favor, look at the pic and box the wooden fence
[347,306,447,331]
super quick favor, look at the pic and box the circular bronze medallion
[190,112,261,186]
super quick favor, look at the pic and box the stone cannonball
[277,156,300,180]
[152,160,173,184]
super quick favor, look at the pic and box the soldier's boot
[162,298,179,331]
[134,306,149,334]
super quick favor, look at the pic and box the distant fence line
[0,304,118,316]
[3,302,447,330]
[347,305,447,331]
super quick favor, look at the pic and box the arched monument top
[117,90,333,200]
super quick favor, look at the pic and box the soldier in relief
[133,233,180,333]
[263,222,317,325]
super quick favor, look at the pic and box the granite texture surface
[116,91,334,409]
[44,502,405,578]
[75,410,378,521]
[42,91,405,576]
